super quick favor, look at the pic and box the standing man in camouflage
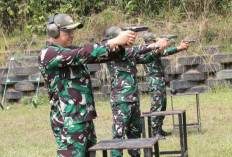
[38,13,136,157]
[105,27,169,157]
[143,32,189,139]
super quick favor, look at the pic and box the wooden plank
[171,92,199,96]
[142,110,185,117]
[89,138,158,151]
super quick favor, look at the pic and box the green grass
[0,89,232,157]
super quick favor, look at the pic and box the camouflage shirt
[144,47,179,76]
[107,45,158,103]
[38,41,119,123]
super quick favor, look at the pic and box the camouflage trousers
[147,76,167,130]
[110,102,142,157]
[50,104,96,157]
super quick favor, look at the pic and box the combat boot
[159,126,172,136]
[152,127,165,140]
[160,129,172,136]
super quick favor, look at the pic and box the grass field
[0,88,232,157]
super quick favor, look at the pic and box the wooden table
[171,92,201,132]
[141,110,188,157]
[89,138,160,157]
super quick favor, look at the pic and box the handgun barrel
[122,26,149,32]
[160,35,178,39]
[183,40,196,43]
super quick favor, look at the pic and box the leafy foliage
[0,0,232,35]
[21,96,31,105]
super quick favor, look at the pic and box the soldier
[105,26,169,157]
[38,13,136,157]
[143,32,190,139]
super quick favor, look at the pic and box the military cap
[143,32,156,42]
[104,26,121,40]
[53,13,83,30]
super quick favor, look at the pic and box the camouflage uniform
[39,41,122,157]
[143,48,179,131]
[107,45,158,157]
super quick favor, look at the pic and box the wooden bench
[141,110,188,157]
[88,138,160,157]
[171,92,201,132]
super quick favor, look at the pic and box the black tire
[28,74,40,81]
[196,63,222,73]
[138,83,148,92]
[205,79,227,87]
[213,53,232,63]
[161,58,171,67]
[91,78,101,88]
[170,80,198,90]
[165,74,176,82]
[94,93,108,99]
[87,64,101,72]
[15,81,35,91]
[215,58,232,64]
[185,86,208,93]
[0,75,29,85]
[5,90,23,99]
[28,74,45,83]
[227,63,232,69]
[165,65,187,74]
[22,91,35,97]
[182,71,206,81]
[11,66,40,76]
[101,85,111,94]
[178,56,207,65]
[216,70,232,79]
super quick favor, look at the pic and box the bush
[1,0,232,35]
[21,96,31,105]
[34,93,49,106]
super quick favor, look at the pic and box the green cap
[54,13,83,30]
[143,32,156,42]
[104,26,121,40]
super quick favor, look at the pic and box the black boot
[153,127,165,140]
[160,127,172,137]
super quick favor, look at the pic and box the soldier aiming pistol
[160,35,178,46]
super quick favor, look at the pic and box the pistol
[122,26,149,32]
[183,40,196,44]
[160,35,178,39]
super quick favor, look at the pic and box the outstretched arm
[119,38,168,61]
[135,38,169,64]
[39,31,136,69]
[162,41,189,56]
